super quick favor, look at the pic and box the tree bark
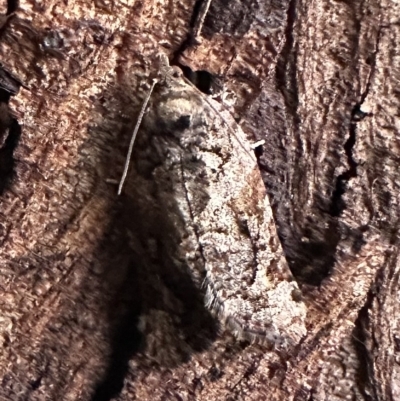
[0,0,398,400]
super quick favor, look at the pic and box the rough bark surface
[0,0,398,400]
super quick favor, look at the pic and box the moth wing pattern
[132,67,307,348]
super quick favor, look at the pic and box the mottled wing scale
[133,66,307,348]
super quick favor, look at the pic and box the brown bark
[0,0,398,400]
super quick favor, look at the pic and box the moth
[119,55,307,348]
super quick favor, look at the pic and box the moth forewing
[131,65,307,348]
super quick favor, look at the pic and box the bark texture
[0,0,398,400]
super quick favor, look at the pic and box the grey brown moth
[120,56,307,348]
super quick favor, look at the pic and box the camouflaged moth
[119,56,307,348]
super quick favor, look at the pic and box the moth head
[154,97,194,133]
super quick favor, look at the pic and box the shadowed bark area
[0,0,398,400]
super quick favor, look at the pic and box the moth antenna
[192,0,213,42]
[118,78,158,195]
